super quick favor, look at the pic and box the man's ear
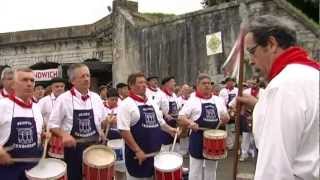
[267,36,279,53]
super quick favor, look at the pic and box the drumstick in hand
[171,127,180,152]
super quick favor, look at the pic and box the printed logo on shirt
[75,117,97,137]
[142,112,159,128]
[203,104,219,122]
[18,128,34,144]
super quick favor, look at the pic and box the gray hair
[1,67,14,80]
[67,63,89,82]
[246,15,297,49]
[13,67,33,81]
[196,73,211,84]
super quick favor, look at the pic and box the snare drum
[25,158,67,180]
[48,134,64,159]
[107,139,126,172]
[203,129,227,160]
[83,145,116,180]
[154,152,183,180]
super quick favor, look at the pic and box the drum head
[25,158,66,179]
[107,139,124,149]
[154,152,183,172]
[204,129,227,139]
[83,145,116,168]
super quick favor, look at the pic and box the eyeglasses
[247,44,259,55]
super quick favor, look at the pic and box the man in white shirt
[178,74,229,180]
[145,76,161,107]
[117,72,178,180]
[219,77,238,149]
[48,63,106,180]
[0,67,14,99]
[238,15,319,180]
[158,76,179,151]
[38,77,65,159]
[0,68,47,179]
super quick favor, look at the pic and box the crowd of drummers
[0,15,319,180]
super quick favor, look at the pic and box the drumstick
[41,123,50,160]
[3,145,15,152]
[134,152,159,159]
[171,127,180,152]
[12,158,41,163]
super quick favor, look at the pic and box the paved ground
[183,149,256,180]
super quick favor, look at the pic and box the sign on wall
[33,68,59,81]
[206,32,223,56]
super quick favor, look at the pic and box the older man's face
[244,32,274,78]
[14,71,35,98]
[2,73,14,91]
[72,66,91,90]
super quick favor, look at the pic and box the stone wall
[113,0,319,85]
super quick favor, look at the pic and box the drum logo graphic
[79,118,92,134]
[143,112,159,128]
[18,128,33,144]
[203,108,218,122]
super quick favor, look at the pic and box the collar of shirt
[50,93,57,101]
[148,86,158,92]
[1,89,9,97]
[161,87,173,97]
[9,94,33,108]
[129,91,147,103]
[70,88,90,101]
[195,90,212,99]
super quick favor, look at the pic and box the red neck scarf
[251,87,259,97]
[195,90,212,99]
[268,47,320,81]
[148,86,158,92]
[129,91,147,103]
[161,88,173,97]
[9,94,33,108]
[70,88,90,101]
[1,89,9,98]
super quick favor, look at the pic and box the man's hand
[0,147,12,165]
[220,113,230,124]
[135,150,147,165]
[169,127,181,137]
[236,94,258,108]
[62,134,76,147]
[188,122,199,132]
[41,131,52,142]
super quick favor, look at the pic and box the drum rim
[83,145,116,169]
[107,138,124,148]
[25,158,67,179]
[154,152,183,172]
[203,129,227,138]
[203,151,228,160]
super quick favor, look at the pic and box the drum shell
[82,145,116,180]
[203,130,227,160]
[48,134,64,159]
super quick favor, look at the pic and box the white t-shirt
[158,90,179,114]
[117,97,166,131]
[146,87,161,107]
[179,95,228,121]
[219,87,238,106]
[38,93,57,122]
[0,89,9,100]
[48,89,106,133]
[177,96,188,111]
[253,64,319,180]
[0,98,44,145]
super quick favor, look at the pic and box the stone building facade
[0,0,319,89]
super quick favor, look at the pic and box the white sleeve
[216,97,228,115]
[219,90,228,105]
[96,97,107,123]
[48,96,65,129]
[179,98,194,118]
[153,104,166,126]
[37,98,46,116]
[117,103,131,131]
[254,87,304,180]
[159,93,169,114]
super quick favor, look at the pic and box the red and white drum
[25,158,67,180]
[48,134,64,159]
[203,129,227,160]
[83,145,116,180]
[154,152,183,180]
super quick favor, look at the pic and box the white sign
[33,68,59,81]
[206,32,223,56]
